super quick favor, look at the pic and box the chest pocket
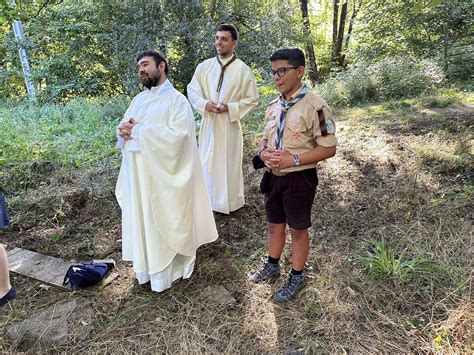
[284,114,311,148]
[286,118,308,133]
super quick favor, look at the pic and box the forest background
[1,0,472,101]
[0,0,472,353]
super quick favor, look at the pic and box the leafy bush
[447,51,474,83]
[344,66,379,104]
[375,58,444,99]
[0,96,129,191]
[318,57,445,107]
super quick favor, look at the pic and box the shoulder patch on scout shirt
[305,92,334,136]
[317,108,335,136]
[325,118,335,134]
[265,97,280,119]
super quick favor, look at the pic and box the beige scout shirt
[263,86,337,173]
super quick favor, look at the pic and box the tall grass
[350,238,444,291]
[0,96,129,191]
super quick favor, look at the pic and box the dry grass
[0,92,472,352]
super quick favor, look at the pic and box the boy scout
[249,47,337,302]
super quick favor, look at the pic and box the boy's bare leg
[289,228,309,271]
[268,222,286,259]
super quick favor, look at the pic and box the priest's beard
[141,71,161,89]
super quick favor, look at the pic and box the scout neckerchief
[274,85,309,150]
[216,53,237,93]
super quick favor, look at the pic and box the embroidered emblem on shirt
[326,120,335,134]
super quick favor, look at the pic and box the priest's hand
[118,118,137,140]
[216,102,229,113]
[205,101,220,113]
[205,101,229,114]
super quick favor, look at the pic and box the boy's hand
[273,150,293,170]
[262,148,277,170]
[262,149,295,171]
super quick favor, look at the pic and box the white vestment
[187,56,259,214]
[115,80,218,292]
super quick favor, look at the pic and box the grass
[0,96,128,191]
[0,87,472,352]
[350,237,444,290]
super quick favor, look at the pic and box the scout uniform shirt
[263,85,337,174]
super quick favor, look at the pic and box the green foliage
[0,0,64,22]
[376,58,444,98]
[349,1,472,82]
[0,96,128,191]
[0,0,19,22]
[351,1,472,61]
[1,0,303,101]
[318,57,445,106]
[351,238,443,289]
[445,46,474,82]
[1,0,471,102]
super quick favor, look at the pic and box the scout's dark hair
[136,50,169,76]
[216,23,239,41]
[270,47,305,68]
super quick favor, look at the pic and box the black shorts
[261,168,318,230]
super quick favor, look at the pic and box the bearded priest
[115,50,218,292]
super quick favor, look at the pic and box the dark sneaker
[0,286,16,307]
[274,273,305,302]
[248,263,280,283]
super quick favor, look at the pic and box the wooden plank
[7,248,71,289]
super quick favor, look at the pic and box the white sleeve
[227,68,259,122]
[187,63,209,115]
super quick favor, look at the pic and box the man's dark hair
[270,47,305,68]
[216,23,239,41]
[136,50,169,76]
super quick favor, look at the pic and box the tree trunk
[210,0,217,19]
[344,0,361,51]
[335,0,348,65]
[299,0,319,84]
[332,0,339,60]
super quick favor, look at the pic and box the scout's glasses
[269,66,299,78]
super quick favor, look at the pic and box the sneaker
[274,273,305,302]
[0,286,16,307]
[248,262,280,283]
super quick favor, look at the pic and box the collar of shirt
[149,79,172,96]
[281,84,304,103]
[217,55,235,66]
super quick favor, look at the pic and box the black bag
[252,154,266,170]
[259,171,271,193]
[63,261,114,289]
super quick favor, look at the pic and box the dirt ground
[0,101,472,352]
